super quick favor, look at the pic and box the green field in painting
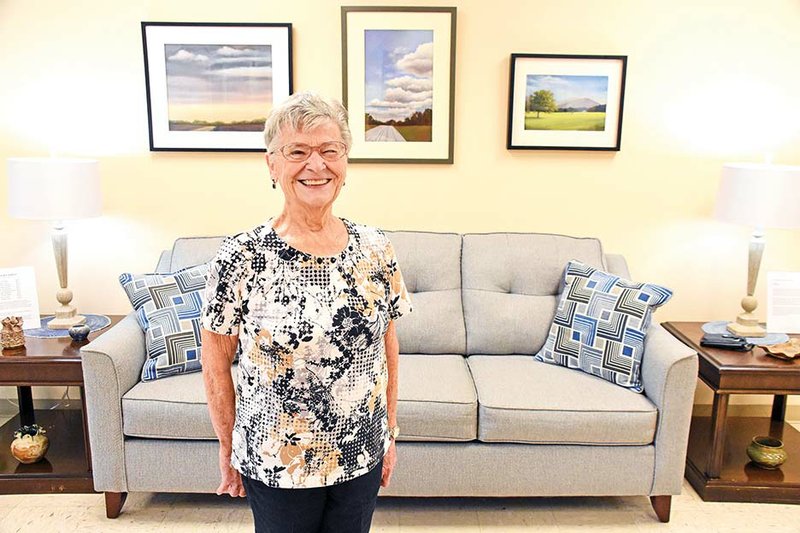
[524,112,606,131]
[394,125,432,142]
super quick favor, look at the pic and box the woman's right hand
[217,448,246,497]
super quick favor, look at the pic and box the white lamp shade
[7,157,102,220]
[715,163,800,230]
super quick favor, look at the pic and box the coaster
[24,314,112,339]
[701,321,789,346]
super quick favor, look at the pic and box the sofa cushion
[119,264,208,382]
[169,236,225,271]
[385,231,466,354]
[467,355,657,445]
[168,231,467,355]
[397,354,477,441]
[123,354,478,443]
[461,233,606,355]
[122,365,238,439]
[535,260,673,392]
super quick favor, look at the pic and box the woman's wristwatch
[389,425,400,441]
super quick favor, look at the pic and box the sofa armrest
[81,313,145,492]
[641,323,698,495]
[603,253,631,279]
[155,249,172,273]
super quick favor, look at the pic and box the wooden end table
[0,315,121,494]
[663,321,800,504]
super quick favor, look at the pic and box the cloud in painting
[396,42,433,78]
[216,46,259,56]
[168,49,209,62]
[164,44,274,121]
[368,98,433,110]
[384,87,432,103]
[213,57,268,65]
[365,30,433,123]
[390,47,410,60]
[385,76,432,92]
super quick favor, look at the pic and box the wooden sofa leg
[650,495,671,522]
[105,492,128,518]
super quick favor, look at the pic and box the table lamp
[715,162,800,337]
[7,158,102,329]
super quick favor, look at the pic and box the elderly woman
[200,92,412,533]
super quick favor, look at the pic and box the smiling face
[266,120,348,213]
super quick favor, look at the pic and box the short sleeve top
[201,218,412,488]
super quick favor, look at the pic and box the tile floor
[1,417,799,532]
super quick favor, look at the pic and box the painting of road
[524,75,608,131]
[164,44,272,131]
[364,30,433,142]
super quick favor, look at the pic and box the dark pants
[241,457,383,533]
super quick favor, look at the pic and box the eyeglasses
[271,141,348,162]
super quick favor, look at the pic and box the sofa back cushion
[385,231,466,354]
[168,236,225,272]
[461,232,606,355]
[163,230,466,354]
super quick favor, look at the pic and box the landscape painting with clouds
[525,75,609,131]
[164,44,272,131]
[364,30,432,142]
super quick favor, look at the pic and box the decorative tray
[764,338,800,360]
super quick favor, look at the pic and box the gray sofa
[81,230,698,522]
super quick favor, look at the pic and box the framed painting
[507,54,627,151]
[141,22,292,152]
[341,6,456,163]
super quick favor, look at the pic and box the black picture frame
[341,6,457,163]
[141,22,293,152]
[506,54,627,151]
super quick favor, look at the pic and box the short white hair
[263,92,352,152]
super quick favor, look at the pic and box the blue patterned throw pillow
[535,260,673,393]
[119,263,208,382]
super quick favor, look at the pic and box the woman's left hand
[381,441,397,487]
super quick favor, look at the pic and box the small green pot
[746,436,787,470]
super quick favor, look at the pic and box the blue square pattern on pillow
[535,260,673,393]
[119,263,208,382]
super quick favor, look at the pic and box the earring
[272,180,276,189]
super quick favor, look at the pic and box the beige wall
[1,0,799,406]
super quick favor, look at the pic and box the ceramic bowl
[68,324,91,342]
[746,436,787,469]
[10,429,49,464]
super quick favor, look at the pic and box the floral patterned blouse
[201,218,412,489]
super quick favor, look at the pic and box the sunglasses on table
[270,141,348,162]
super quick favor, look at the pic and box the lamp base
[727,314,766,338]
[47,306,86,330]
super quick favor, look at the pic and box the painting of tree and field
[364,30,433,142]
[524,75,609,131]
